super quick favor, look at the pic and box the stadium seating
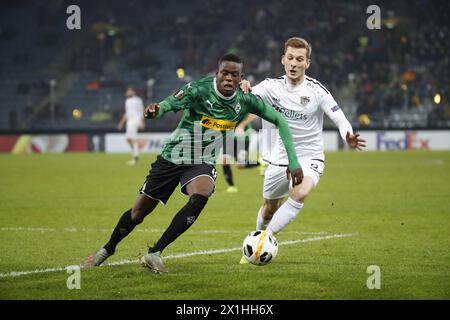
[0,0,448,131]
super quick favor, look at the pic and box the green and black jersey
[156,76,300,170]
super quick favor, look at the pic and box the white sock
[267,197,303,235]
[255,207,271,230]
[132,142,139,158]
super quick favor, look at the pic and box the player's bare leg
[288,176,315,203]
[141,176,214,273]
[256,198,283,230]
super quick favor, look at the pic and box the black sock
[104,209,137,254]
[222,164,234,186]
[149,194,208,254]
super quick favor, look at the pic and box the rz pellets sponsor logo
[200,116,237,131]
[274,106,307,120]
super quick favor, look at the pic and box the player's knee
[291,187,310,203]
[130,211,144,224]
[192,189,212,198]
[188,193,209,212]
[130,208,147,224]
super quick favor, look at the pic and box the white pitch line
[0,233,357,278]
[0,227,231,234]
[0,227,57,232]
[0,227,329,236]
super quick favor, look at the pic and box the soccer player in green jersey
[85,54,303,273]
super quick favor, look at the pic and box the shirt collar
[214,77,237,100]
[283,74,306,91]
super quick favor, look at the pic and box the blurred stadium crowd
[0,0,448,131]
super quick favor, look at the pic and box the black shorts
[139,155,217,204]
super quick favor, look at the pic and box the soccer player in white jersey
[240,38,365,262]
[118,87,145,165]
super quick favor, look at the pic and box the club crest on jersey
[205,99,214,108]
[234,103,241,114]
[173,89,184,100]
[300,96,310,106]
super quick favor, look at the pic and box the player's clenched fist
[286,167,304,188]
[144,103,160,119]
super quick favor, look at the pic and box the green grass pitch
[0,151,449,299]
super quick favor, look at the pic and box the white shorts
[126,121,140,140]
[263,159,325,200]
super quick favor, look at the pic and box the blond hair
[284,37,312,58]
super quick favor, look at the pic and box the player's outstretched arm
[325,105,366,151]
[345,131,366,150]
[146,83,195,120]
